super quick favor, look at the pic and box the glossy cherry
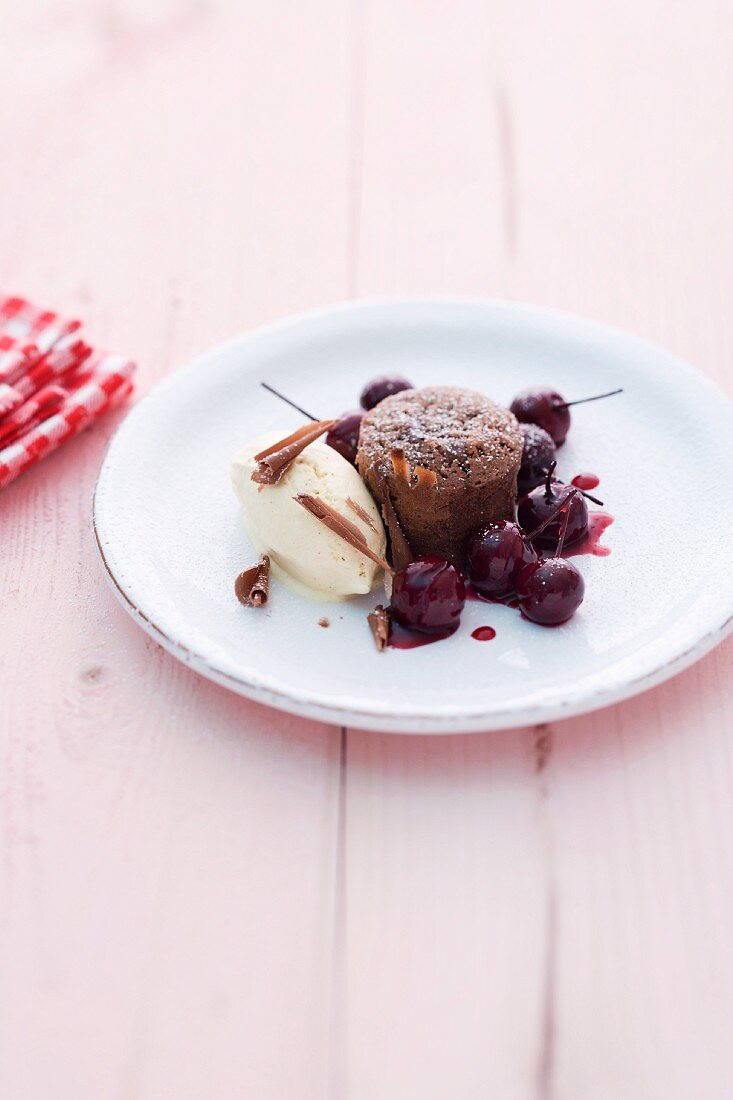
[516,486,586,624]
[326,411,364,465]
[390,555,466,635]
[516,557,585,625]
[360,375,413,410]
[517,465,588,549]
[517,423,557,495]
[510,386,623,446]
[465,520,538,600]
[510,389,571,446]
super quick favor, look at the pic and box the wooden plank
[1,0,733,1096]
[0,2,353,1096]
[341,728,548,1098]
[549,662,733,1099]
[343,1,733,1097]
[343,5,550,1095]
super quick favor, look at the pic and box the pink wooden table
[2,2,733,1096]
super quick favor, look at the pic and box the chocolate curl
[390,448,411,483]
[252,420,336,485]
[380,493,414,572]
[368,604,391,652]
[382,451,432,570]
[346,496,377,531]
[412,466,437,492]
[234,554,270,607]
[390,451,437,493]
[294,494,392,574]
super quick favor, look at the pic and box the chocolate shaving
[294,494,392,574]
[390,448,411,483]
[380,492,414,572]
[346,496,377,531]
[234,554,270,607]
[413,466,438,491]
[252,420,336,485]
[390,450,436,493]
[318,617,330,628]
[368,604,391,652]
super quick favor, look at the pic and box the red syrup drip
[563,511,614,557]
[388,620,457,650]
[471,626,497,641]
[465,583,520,609]
[572,472,600,491]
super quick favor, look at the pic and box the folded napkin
[0,293,135,491]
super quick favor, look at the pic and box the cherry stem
[544,459,557,499]
[556,494,574,557]
[556,387,623,410]
[526,487,579,542]
[261,382,318,422]
[578,488,604,506]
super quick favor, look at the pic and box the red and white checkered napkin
[0,293,135,491]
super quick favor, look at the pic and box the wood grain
[1,1,732,1098]
[0,2,352,1096]
[346,2,733,1098]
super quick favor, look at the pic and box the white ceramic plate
[93,299,733,733]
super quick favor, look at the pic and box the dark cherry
[516,558,585,625]
[465,520,538,600]
[510,389,571,446]
[388,620,453,649]
[511,386,623,446]
[390,555,466,635]
[517,423,557,495]
[517,466,588,549]
[326,411,364,465]
[360,375,413,410]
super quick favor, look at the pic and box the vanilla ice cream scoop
[231,430,387,601]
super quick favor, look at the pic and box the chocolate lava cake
[357,386,523,567]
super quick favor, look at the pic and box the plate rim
[92,295,733,733]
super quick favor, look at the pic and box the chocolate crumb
[368,604,391,652]
[251,420,335,485]
[235,554,270,607]
[318,617,330,628]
